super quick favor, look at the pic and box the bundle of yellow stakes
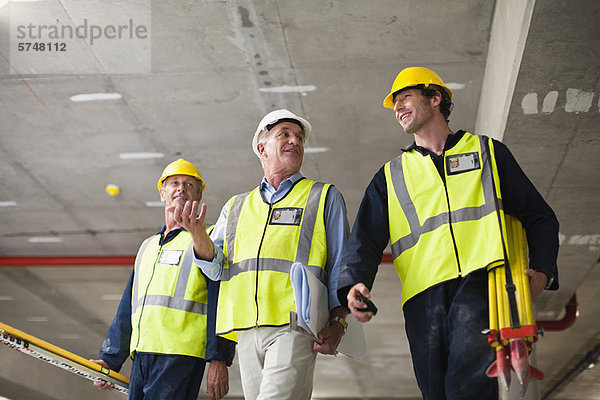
[486,215,543,397]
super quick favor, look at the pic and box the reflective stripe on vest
[132,243,207,315]
[217,179,329,338]
[386,133,505,305]
[222,183,328,284]
[220,257,326,283]
[130,231,209,358]
[389,135,500,257]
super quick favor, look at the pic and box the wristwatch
[331,315,348,334]
[544,273,555,289]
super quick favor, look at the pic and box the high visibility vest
[385,132,507,305]
[130,230,209,358]
[216,178,330,341]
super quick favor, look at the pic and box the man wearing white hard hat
[338,67,559,400]
[92,159,235,400]
[185,109,350,400]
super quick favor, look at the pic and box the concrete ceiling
[1,0,599,399]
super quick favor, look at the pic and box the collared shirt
[98,227,235,371]
[196,172,349,310]
[337,131,560,307]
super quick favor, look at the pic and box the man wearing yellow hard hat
[181,109,350,399]
[337,67,559,400]
[92,159,235,400]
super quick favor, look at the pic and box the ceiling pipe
[0,255,579,331]
[537,294,578,332]
[0,256,135,267]
[382,254,579,331]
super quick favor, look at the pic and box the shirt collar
[158,225,186,246]
[260,172,304,192]
[402,130,466,156]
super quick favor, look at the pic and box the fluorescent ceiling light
[145,201,164,208]
[0,296,14,301]
[259,85,317,93]
[446,83,466,90]
[120,152,164,160]
[0,201,17,207]
[59,333,81,340]
[26,316,48,322]
[70,93,122,102]
[304,147,329,154]
[28,236,63,243]
[0,0,45,10]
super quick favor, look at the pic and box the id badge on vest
[270,207,303,226]
[446,152,480,175]
[158,249,183,265]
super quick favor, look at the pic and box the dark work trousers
[403,269,498,400]
[128,352,206,400]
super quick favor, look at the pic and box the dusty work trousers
[237,326,317,400]
[403,269,498,400]
[128,352,206,400]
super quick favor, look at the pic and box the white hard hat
[252,109,312,158]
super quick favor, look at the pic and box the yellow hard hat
[157,158,205,192]
[383,67,453,109]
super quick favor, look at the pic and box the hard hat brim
[383,84,453,109]
[157,158,206,193]
[383,67,453,109]
[252,110,312,158]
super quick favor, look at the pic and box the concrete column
[475,0,536,141]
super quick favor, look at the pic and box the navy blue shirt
[98,227,235,372]
[338,131,559,306]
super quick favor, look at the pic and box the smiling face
[257,121,305,177]
[393,88,439,134]
[159,174,202,209]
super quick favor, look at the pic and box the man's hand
[347,283,375,323]
[171,200,206,237]
[171,201,214,260]
[89,359,114,391]
[524,269,549,300]
[313,323,344,355]
[206,360,229,400]
[313,306,348,355]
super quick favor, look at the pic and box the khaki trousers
[237,326,317,400]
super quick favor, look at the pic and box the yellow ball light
[105,184,120,196]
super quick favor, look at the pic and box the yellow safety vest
[385,132,507,305]
[216,178,330,341]
[130,230,209,358]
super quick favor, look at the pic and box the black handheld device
[356,293,378,315]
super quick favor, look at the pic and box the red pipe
[536,294,578,332]
[0,255,580,332]
[381,253,393,264]
[0,256,135,267]
[375,254,579,332]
